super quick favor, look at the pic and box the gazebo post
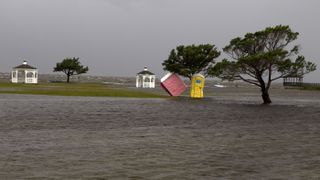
[25,70,27,83]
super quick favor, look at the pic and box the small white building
[136,67,156,88]
[11,61,38,84]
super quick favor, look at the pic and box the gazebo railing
[283,82,320,87]
[26,78,36,83]
[283,82,303,87]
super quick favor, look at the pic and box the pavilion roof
[137,70,155,75]
[13,64,37,69]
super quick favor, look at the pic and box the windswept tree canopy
[162,44,221,79]
[54,57,89,83]
[209,25,316,104]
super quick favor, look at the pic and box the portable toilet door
[190,74,205,98]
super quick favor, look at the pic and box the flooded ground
[0,87,320,179]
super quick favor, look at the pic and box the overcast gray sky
[0,0,319,82]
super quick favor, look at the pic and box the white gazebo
[136,67,156,88]
[11,61,38,84]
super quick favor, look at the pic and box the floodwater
[0,89,320,179]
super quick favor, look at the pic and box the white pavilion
[11,61,38,84]
[136,67,156,88]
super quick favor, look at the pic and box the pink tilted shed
[160,73,187,96]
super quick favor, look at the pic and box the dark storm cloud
[0,0,319,81]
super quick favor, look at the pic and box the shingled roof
[13,61,37,69]
[137,67,154,75]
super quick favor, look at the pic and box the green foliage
[209,59,239,81]
[162,44,220,79]
[209,25,317,104]
[54,57,89,83]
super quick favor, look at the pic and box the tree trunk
[67,75,70,83]
[261,90,272,104]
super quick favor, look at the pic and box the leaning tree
[53,57,89,83]
[209,25,316,104]
[162,44,221,79]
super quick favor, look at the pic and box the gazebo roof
[13,61,37,69]
[137,67,155,75]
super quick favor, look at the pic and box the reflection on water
[0,94,319,179]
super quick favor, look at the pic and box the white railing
[26,78,36,83]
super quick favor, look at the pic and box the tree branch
[238,75,261,87]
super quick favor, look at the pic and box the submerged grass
[0,82,165,98]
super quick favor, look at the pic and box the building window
[27,72,34,78]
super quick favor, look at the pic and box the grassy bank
[0,82,165,98]
[301,85,320,91]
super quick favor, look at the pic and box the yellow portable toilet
[190,74,205,98]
